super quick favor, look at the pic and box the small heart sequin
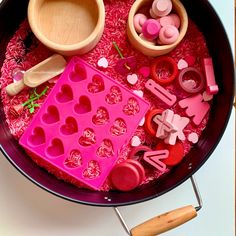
[131,136,141,147]
[127,73,138,85]
[97,57,108,69]
[177,59,188,70]
[188,132,199,144]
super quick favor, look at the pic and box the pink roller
[142,19,161,40]
[133,13,148,33]
[159,25,179,45]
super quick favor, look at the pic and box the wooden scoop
[6,54,66,96]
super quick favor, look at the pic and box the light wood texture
[127,0,188,57]
[5,80,26,97]
[6,54,66,96]
[24,54,66,87]
[28,0,105,56]
[130,205,197,236]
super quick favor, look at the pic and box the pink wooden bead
[160,13,181,28]
[142,19,161,40]
[159,25,179,44]
[133,13,148,33]
[152,0,172,17]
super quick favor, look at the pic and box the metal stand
[113,175,202,235]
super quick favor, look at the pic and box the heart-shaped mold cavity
[28,127,46,146]
[46,138,64,157]
[83,160,101,179]
[60,117,78,135]
[87,74,105,93]
[42,105,60,124]
[123,97,140,116]
[78,128,96,146]
[74,96,92,114]
[56,84,73,103]
[110,118,127,136]
[105,86,122,104]
[64,149,83,168]
[92,107,109,125]
[96,139,114,158]
[69,63,87,82]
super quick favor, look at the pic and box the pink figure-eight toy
[159,25,179,45]
[159,14,181,28]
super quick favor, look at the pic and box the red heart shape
[56,84,73,103]
[110,118,127,136]
[64,149,83,168]
[69,63,87,82]
[28,127,46,146]
[105,86,122,104]
[123,97,140,116]
[60,117,78,135]
[74,96,92,114]
[78,128,96,146]
[92,107,109,125]
[96,139,114,158]
[87,74,105,93]
[83,160,101,179]
[46,138,64,157]
[42,105,60,124]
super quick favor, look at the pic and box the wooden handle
[130,205,197,236]
[5,80,26,96]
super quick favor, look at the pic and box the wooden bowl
[127,0,188,57]
[28,0,105,56]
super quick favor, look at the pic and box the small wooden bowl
[127,0,188,57]
[28,0,105,56]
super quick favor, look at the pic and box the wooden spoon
[6,54,66,96]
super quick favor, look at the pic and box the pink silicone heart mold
[28,127,46,146]
[96,139,114,158]
[64,149,83,168]
[46,138,64,157]
[56,84,73,103]
[42,105,60,124]
[60,117,78,135]
[87,74,105,93]
[69,63,87,82]
[123,97,140,116]
[92,107,109,125]
[105,86,122,104]
[74,96,92,114]
[78,128,96,146]
[110,118,127,136]
[83,160,101,179]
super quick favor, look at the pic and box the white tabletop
[0,0,234,235]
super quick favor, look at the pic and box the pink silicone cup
[20,57,150,190]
